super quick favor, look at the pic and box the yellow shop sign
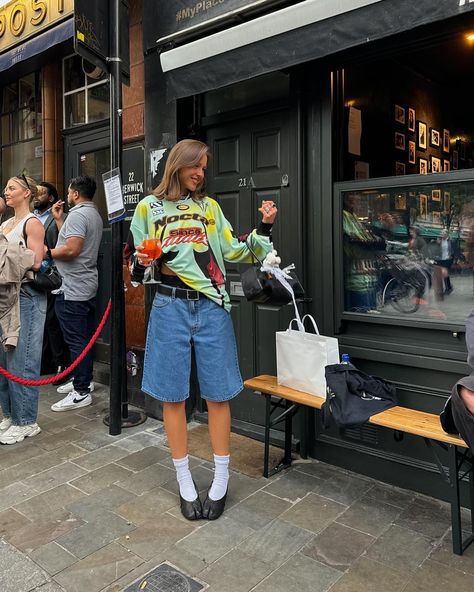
[0,0,74,54]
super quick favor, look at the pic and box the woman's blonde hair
[11,175,39,203]
[153,139,209,202]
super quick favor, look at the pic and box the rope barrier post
[104,0,146,435]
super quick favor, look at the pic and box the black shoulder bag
[23,220,63,292]
[240,237,304,306]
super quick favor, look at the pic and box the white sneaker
[0,423,41,445]
[51,390,92,412]
[56,381,95,395]
[0,417,12,432]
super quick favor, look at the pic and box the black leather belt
[157,284,200,300]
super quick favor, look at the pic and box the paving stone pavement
[1,382,474,592]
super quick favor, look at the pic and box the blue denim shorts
[142,291,243,402]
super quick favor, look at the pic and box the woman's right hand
[135,244,153,267]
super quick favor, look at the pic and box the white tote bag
[276,315,340,398]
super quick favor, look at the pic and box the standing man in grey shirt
[49,176,103,411]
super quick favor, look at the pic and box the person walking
[49,176,103,412]
[130,139,277,520]
[0,175,46,444]
[34,182,70,377]
[436,229,453,294]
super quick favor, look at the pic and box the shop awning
[160,0,474,100]
[0,18,74,73]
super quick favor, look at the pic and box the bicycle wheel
[385,278,420,313]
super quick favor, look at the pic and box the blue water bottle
[341,353,350,364]
[39,259,51,273]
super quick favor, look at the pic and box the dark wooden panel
[214,136,239,175]
[253,129,280,170]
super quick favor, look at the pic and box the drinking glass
[140,234,162,284]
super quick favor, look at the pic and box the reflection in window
[88,82,110,123]
[63,55,109,128]
[64,92,85,127]
[343,181,473,324]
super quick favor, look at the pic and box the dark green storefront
[140,0,474,501]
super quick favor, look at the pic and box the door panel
[64,126,111,363]
[206,110,302,426]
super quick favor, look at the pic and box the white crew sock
[172,455,197,502]
[209,453,230,501]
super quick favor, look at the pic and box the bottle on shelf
[341,353,350,364]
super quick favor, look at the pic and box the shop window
[341,33,473,181]
[341,179,473,325]
[0,72,42,186]
[63,55,110,128]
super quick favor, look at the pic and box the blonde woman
[0,175,46,445]
[130,139,277,520]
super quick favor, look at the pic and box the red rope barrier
[0,299,112,386]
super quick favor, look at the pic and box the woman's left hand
[259,200,278,224]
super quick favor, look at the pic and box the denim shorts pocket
[152,293,172,309]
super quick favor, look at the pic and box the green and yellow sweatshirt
[130,194,272,311]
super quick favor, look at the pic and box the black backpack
[321,363,398,428]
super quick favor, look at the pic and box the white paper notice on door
[348,106,362,156]
[103,168,126,223]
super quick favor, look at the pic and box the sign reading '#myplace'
[0,0,73,54]
[157,0,257,41]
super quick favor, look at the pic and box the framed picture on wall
[395,132,406,150]
[453,150,459,169]
[417,121,427,149]
[395,104,406,124]
[430,128,441,148]
[408,140,416,164]
[395,162,406,176]
[443,159,450,172]
[418,157,428,174]
[431,156,441,173]
[419,194,428,218]
[432,189,441,202]
[395,193,407,209]
[408,108,416,132]
[443,129,450,153]
[444,192,451,213]
[432,211,441,224]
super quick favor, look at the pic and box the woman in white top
[0,175,47,445]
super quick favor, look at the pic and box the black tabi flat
[202,488,228,520]
[179,480,203,521]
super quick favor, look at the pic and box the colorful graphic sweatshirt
[130,194,273,311]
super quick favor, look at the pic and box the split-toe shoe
[179,480,202,521]
[202,488,228,520]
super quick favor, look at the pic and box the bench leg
[447,445,463,555]
[283,399,293,467]
[263,394,271,479]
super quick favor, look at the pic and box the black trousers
[41,292,69,374]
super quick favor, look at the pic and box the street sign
[74,0,130,81]
[122,145,145,218]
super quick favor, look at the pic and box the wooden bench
[244,375,474,556]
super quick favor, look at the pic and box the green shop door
[63,124,111,364]
[205,109,302,428]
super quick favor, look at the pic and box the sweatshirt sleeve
[130,198,149,248]
[466,308,474,371]
[213,201,272,264]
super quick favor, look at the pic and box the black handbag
[321,362,398,428]
[33,264,62,292]
[241,239,304,306]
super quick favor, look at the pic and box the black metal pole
[108,0,124,436]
